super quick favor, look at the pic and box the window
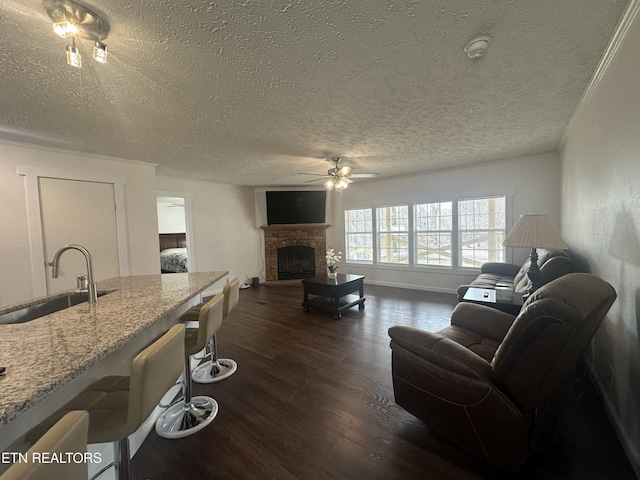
[344,208,373,263]
[377,205,409,264]
[458,196,506,268]
[344,195,507,270]
[414,202,453,266]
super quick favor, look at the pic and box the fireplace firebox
[278,245,315,280]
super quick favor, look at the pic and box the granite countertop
[0,272,227,427]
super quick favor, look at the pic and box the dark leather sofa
[388,273,617,471]
[457,249,576,304]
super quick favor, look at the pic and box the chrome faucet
[49,244,98,303]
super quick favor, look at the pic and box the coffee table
[302,274,365,319]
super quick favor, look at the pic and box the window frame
[413,201,454,267]
[343,194,509,271]
[344,207,374,264]
[376,204,410,265]
[457,196,507,269]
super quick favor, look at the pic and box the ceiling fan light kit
[301,156,378,192]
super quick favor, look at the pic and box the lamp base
[525,247,541,298]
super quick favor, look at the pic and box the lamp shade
[503,214,568,249]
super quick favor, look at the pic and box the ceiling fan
[301,156,379,191]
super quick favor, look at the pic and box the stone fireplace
[261,224,329,283]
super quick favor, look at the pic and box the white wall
[157,199,186,233]
[560,3,640,474]
[0,141,159,308]
[326,153,563,293]
[157,176,262,285]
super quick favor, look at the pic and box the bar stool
[192,277,240,384]
[27,324,186,480]
[1,411,89,480]
[155,293,223,439]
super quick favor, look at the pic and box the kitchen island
[0,271,227,452]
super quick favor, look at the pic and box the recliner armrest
[481,262,521,277]
[388,326,492,380]
[450,302,517,343]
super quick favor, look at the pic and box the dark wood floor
[131,284,636,479]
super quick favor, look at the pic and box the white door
[39,178,121,295]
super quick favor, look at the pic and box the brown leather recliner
[389,273,617,471]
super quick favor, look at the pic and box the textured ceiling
[0,0,629,187]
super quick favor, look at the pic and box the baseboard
[362,279,457,295]
[582,355,640,478]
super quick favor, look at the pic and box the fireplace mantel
[261,224,330,282]
[260,224,331,231]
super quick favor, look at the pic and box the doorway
[156,194,193,273]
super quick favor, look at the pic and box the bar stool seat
[155,294,224,439]
[1,411,89,480]
[27,324,186,480]
[192,278,240,384]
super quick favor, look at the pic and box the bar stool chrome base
[192,358,237,383]
[155,396,218,439]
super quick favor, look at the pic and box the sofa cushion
[513,249,574,293]
[469,273,515,290]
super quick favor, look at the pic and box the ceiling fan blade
[342,176,353,184]
[299,172,331,177]
[337,165,352,176]
[304,177,329,183]
[349,173,379,178]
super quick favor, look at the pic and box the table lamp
[503,214,568,299]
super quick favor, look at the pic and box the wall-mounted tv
[266,190,326,225]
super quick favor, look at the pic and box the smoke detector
[464,36,491,59]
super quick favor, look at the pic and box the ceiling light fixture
[464,35,491,59]
[66,38,82,68]
[46,0,111,67]
[324,176,351,191]
[53,21,77,38]
[93,41,108,63]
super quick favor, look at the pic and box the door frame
[156,190,195,273]
[18,165,131,298]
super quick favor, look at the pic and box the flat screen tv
[266,190,326,225]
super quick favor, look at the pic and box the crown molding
[559,0,640,151]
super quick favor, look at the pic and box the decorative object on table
[503,213,568,299]
[326,248,342,279]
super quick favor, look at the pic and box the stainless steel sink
[0,291,110,325]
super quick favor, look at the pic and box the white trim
[583,356,640,478]
[559,0,640,150]
[17,165,131,297]
[114,183,131,277]
[2,138,157,168]
[360,279,457,295]
[156,190,196,272]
